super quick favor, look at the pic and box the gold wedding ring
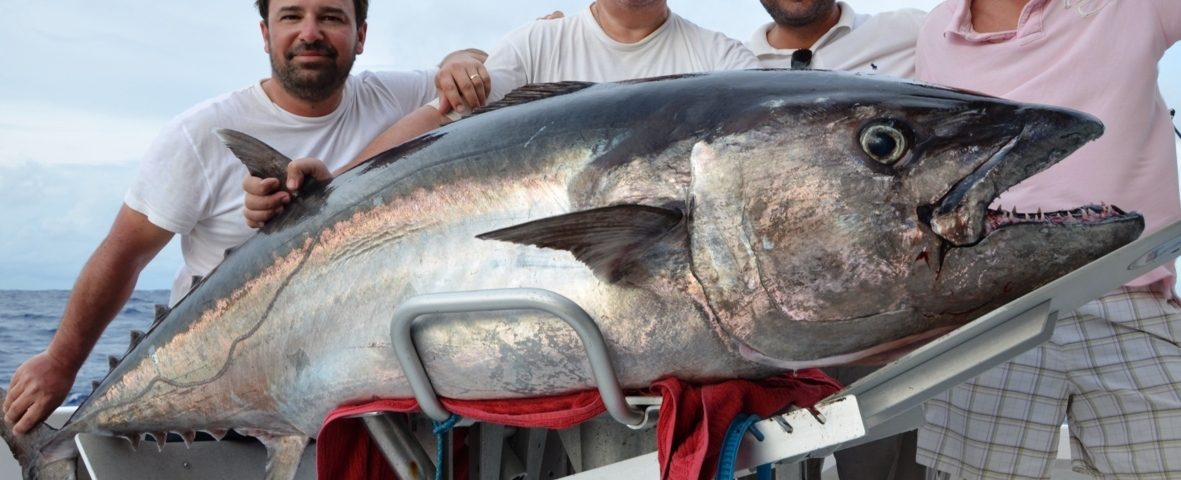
[469,73,481,81]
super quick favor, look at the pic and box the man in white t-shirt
[747,0,923,76]
[2,0,462,434]
[242,0,759,225]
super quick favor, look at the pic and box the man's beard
[272,39,354,103]
[760,0,836,27]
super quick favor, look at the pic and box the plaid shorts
[916,287,1181,480]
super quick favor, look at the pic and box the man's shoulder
[349,69,430,86]
[346,70,436,114]
[668,11,737,41]
[166,84,262,134]
[665,12,758,68]
[857,7,926,34]
[498,9,588,47]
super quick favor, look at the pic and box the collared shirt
[916,0,1181,290]
[746,2,925,78]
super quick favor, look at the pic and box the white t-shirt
[484,7,759,103]
[125,70,436,305]
[746,2,924,78]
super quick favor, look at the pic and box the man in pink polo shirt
[913,1,1181,479]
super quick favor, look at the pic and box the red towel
[651,369,841,480]
[316,370,840,480]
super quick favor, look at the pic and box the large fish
[2,70,1144,479]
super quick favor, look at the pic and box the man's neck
[260,78,345,117]
[765,4,842,50]
[969,0,1029,33]
[590,1,670,44]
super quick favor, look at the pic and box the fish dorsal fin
[214,128,293,185]
[472,81,596,115]
[153,303,170,326]
[477,205,683,282]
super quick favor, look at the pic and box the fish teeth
[148,432,167,452]
[180,430,197,448]
[120,434,140,451]
[205,429,228,441]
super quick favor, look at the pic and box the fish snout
[924,105,1105,246]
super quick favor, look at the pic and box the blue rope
[756,463,773,480]
[715,413,772,480]
[432,414,461,480]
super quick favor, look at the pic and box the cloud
[0,103,163,168]
[0,162,182,290]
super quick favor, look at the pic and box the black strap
[1171,108,1180,139]
[791,49,813,70]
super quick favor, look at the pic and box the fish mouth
[918,111,1125,246]
[981,203,1131,233]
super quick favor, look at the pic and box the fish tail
[1,388,77,480]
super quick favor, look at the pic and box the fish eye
[860,122,909,165]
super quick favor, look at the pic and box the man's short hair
[255,0,368,27]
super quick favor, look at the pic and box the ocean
[0,290,170,406]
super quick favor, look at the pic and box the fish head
[688,71,1144,367]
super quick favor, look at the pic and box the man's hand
[3,351,76,434]
[242,158,334,228]
[436,49,491,115]
[539,10,564,20]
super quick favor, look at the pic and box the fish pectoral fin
[214,128,294,184]
[254,433,309,480]
[477,204,684,282]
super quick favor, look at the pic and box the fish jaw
[924,105,1106,246]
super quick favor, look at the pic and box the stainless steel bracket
[389,288,654,428]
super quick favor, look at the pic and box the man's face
[760,0,837,27]
[260,0,366,102]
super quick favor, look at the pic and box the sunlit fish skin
[1,70,1145,479]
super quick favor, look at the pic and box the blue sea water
[0,290,170,406]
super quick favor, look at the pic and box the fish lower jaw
[736,326,957,371]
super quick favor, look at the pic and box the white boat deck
[0,409,1086,479]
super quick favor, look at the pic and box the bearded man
[2,0,481,433]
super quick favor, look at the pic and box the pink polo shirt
[916,0,1181,291]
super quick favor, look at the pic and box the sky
[0,0,1178,291]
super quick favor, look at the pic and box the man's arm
[2,205,173,434]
